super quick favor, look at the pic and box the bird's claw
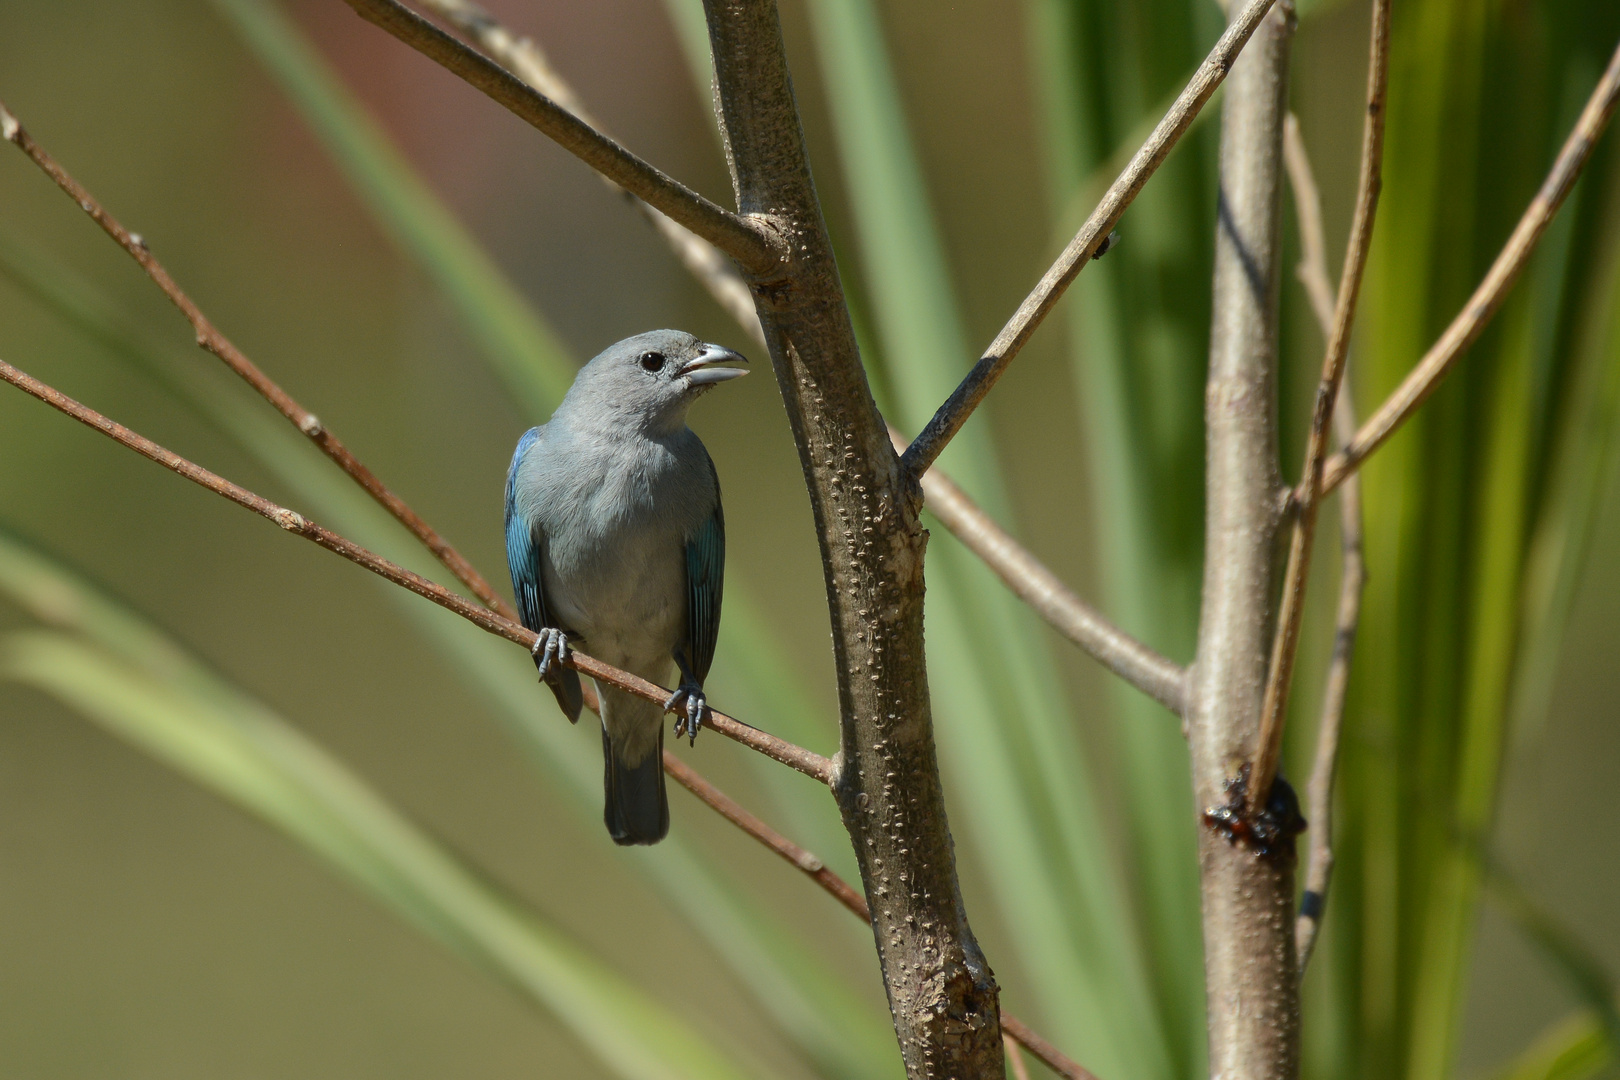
[665,682,707,745]
[531,628,570,681]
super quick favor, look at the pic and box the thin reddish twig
[1320,36,1620,495]
[899,0,1280,477]
[0,100,515,624]
[664,750,1100,1080]
[0,356,833,784]
[1249,0,1389,813]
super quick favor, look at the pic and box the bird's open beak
[679,344,750,385]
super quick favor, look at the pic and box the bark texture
[699,2,1002,1076]
[1189,5,1301,1079]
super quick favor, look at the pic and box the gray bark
[1189,4,1301,1079]
[699,2,1003,1076]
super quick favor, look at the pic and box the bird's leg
[664,649,707,746]
[531,627,571,681]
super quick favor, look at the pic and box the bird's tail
[599,686,669,845]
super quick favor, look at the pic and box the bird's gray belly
[544,522,685,674]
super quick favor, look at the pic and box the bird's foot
[664,681,708,746]
[531,628,570,681]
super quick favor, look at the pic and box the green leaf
[0,539,760,1080]
[1492,1010,1614,1080]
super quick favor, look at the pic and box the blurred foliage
[1,0,1618,1078]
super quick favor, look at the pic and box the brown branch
[0,355,833,783]
[1320,37,1620,495]
[892,429,1188,714]
[898,0,1279,478]
[336,0,781,274]
[1249,0,1389,814]
[0,99,515,623]
[664,752,1100,1080]
[1188,3,1298,1075]
[1282,123,1368,975]
[701,0,1002,1072]
[413,0,766,340]
[1004,1036,1033,1080]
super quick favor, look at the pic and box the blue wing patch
[506,427,582,722]
[684,459,725,685]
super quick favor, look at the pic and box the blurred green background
[0,1,1616,1078]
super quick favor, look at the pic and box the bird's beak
[679,344,750,385]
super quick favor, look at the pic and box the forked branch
[336,0,782,273]
[900,0,1280,477]
[0,99,513,622]
[0,355,832,783]
[1249,0,1389,813]
[1320,37,1620,494]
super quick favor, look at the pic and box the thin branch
[1320,37,1620,495]
[1188,3,1298,1074]
[413,0,765,339]
[0,356,833,783]
[1283,114,1338,333]
[0,100,514,623]
[336,0,781,273]
[1282,124,1367,974]
[1249,0,1388,813]
[1004,1036,1032,1080]
[664,751,1100,1080]
[898,0,1279,478]
[892,429,1187,714]
[1296,388,1362,972]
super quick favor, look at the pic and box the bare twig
[0,356,833,783]
[893,429,1187,714]
[1320,37,1620,495]
[336,0,781,273]
[413,0,765,340]
[1296,389,1362,972]
[1283,123,1367,974]
[1004,1035,1033,1080]
[0,100,514,623]
[664,753,1099,1080]
[1187,3,1298,1075]
[1283,114,1338,333]
[1250,0,1389,814]
[898,0,1279,478]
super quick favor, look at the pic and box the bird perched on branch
[505,330,747,845]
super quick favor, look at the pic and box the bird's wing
[504,427,553,633]
[683,458,725,685]
[506,427,582,722]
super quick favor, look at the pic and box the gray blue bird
[505,330,747,845]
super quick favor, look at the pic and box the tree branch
[0,99,514,622]
[1320,37,1620,495]
[412,0,766,337]
[898,0,1279,478]
[335,0,782,273]
[699,1,1002,1073]
[0,355,833,782]
[663,751,1100,1080]
[1250,0,1388,814]
[1282,120,1367,975]
[892,429,1188,714]
[1187,3,1299,1076]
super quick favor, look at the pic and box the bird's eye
[639,351,665,372]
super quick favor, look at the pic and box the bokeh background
[0,1,1616,1078]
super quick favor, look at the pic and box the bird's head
[565,330,749,434]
